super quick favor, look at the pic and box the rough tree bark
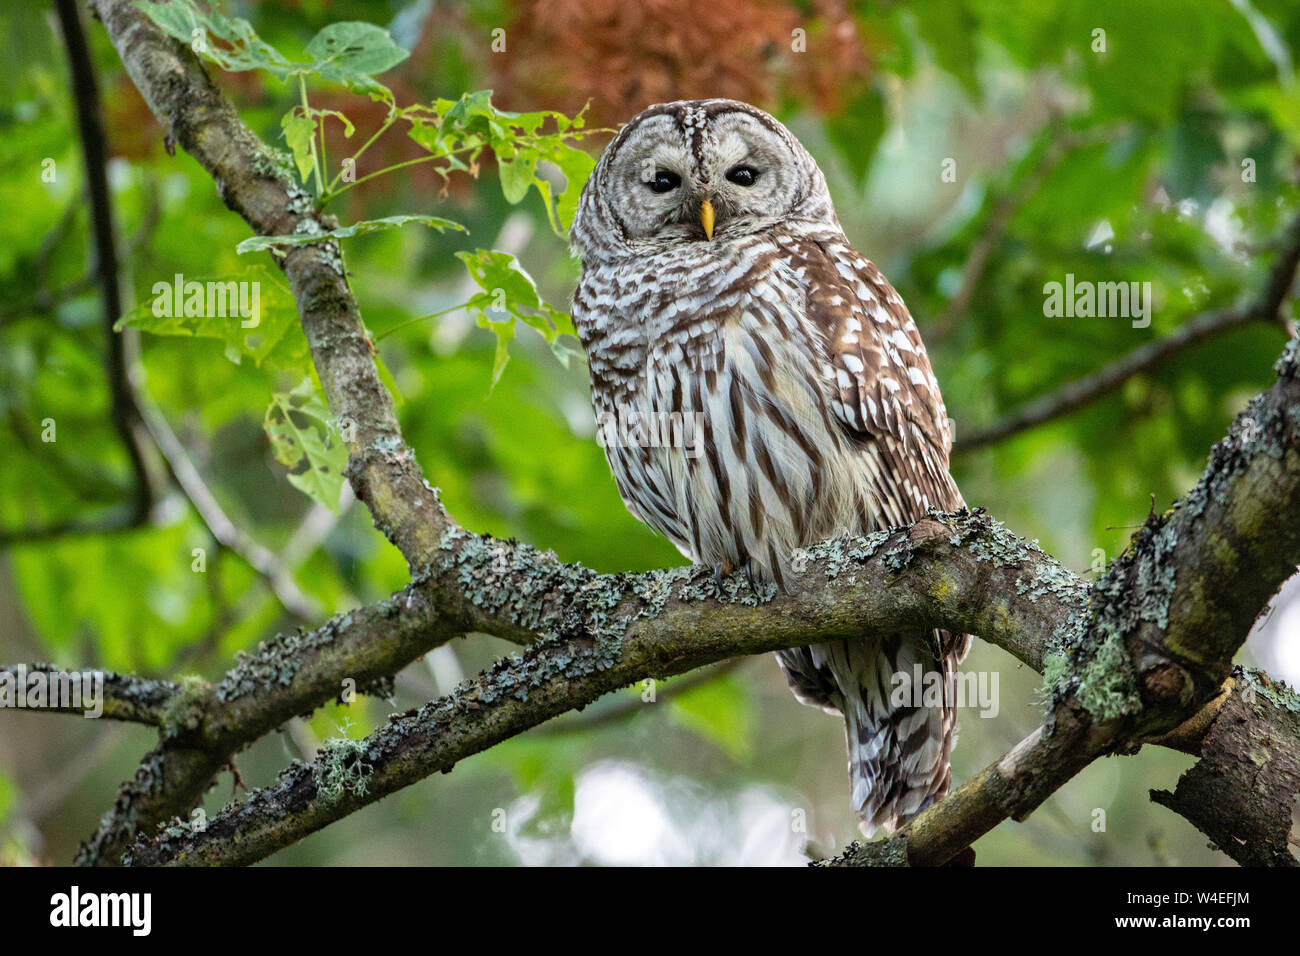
[1151,671,1300,867]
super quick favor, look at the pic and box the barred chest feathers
[573,227,883,587]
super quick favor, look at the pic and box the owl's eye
[645,170,681,194]
[725,166,759,187]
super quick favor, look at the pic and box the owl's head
[571,99,837,261]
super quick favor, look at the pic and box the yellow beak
[700,199,715,240]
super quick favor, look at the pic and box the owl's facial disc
[603,107,812,246]
[692,111,804,233]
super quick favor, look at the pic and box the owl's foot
[744,560,758,595]
[224,760,247,796]
[711,560,737,594]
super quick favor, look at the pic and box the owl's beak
[699,199,716,240]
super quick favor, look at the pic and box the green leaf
[114,265,309,371]
[134,0,295,79]
[400,92,598,233]
[454,248,579,385]
[135,2,406,95]
[309,107,356,138]
[457,248,543,311]
[264,379,348,511]
[482,307,516,389]
[303,22,409,93]
[498,151,538,205]
[281,109,317,185]
[548,142,596,232]
[236,215,465,255]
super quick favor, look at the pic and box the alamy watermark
[151,273,261,328]
[1043,274,1153,328]
[595,405,706,458]
[0,665,104,718]
[890,664,1000,718]
[49,886,150,936]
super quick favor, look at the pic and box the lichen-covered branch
[0,664,177,727]
[72,502,1078,864]
[74,582,468,864]
[1151,669,1300,867]
[121,512,1094,866]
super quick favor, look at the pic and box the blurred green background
[2,0,1298,865]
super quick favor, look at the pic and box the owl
[569,99,968,836]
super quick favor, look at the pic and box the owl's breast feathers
[573,223,961,582]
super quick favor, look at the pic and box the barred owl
[570,99,968,836]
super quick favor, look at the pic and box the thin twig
[955,211,1300,453]
[0,174,161,329]
[133,390,323,623]
[6,2,164,546]
[930,121,1125,342]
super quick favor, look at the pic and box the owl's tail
[838,630,964,836]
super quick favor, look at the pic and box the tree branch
[53,0,158,523]
[72,506,1070,864]
[120,512,1094,866]
[0,664,177,727]
[1149,669,1300,867]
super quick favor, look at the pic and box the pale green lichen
[216,620,344,702]
[314,733,375,803]
[1016,558,1089,607]
[160,675,210,740]
[1274,336,1299,378]
[803,529,893,580]
[1237,666,1300,713]
[252,144,296,181]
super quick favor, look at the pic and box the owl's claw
[744,560,758,594]
[712,564,725,592]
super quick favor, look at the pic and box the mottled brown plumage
[570,99,967,834]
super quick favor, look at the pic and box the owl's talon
[744,560,758,594]
[712,564,725,592]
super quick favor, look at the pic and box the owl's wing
[774,236,971,739]
[785,236,963,520]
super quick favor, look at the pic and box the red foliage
[490,0,873,127]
